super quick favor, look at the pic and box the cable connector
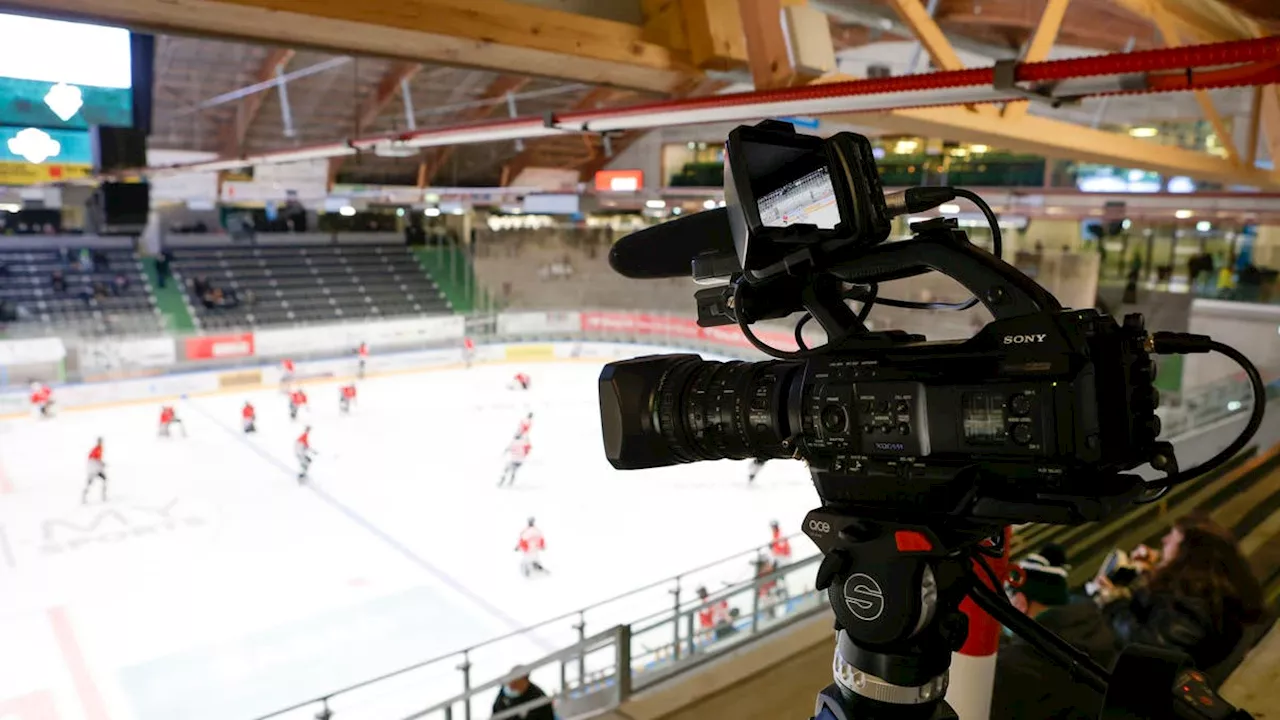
[883,187,958,218]
[1151,331,1214,354]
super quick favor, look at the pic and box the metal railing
[253,540,823,720]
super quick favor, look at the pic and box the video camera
[599,121,1264,719]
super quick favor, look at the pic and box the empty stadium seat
[167,243,452,329]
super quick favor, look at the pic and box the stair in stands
[141,257,197,332]
[413,246,490,314]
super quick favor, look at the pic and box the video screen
[757,165,841,230]
[0,13,134,129]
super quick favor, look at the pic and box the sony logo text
[1002,334,1047,345]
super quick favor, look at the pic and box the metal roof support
[275,64,296,139]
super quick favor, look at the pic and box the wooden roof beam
[15,0,696,93]
[1002,0,1070,121]
[219,47,294,157]
[885,0,996,116]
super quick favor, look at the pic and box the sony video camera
[600,120,1171,528]
[597,120,1261,720]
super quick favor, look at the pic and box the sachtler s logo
[1002,334,1047,345]
[843,573,885,622]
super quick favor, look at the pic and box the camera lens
[599,355,800,469]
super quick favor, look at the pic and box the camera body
[600,306,1160,526]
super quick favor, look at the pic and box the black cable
[734,282,835,361]
[953,188,1003,260]
[795,313,812,351]
[856,283,877,322]
[1144,338,1266,489]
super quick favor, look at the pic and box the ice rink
[0,357,820,720]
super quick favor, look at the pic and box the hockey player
[746,458,766,485]
[242,401,257,433]
[356,342,368,379]
[295,426,317,482]
[30,382,54,418]
[288,388,309,421]
[157,405,186,438]
[498,435,531,487]
[83,437,107,503]
[280,358,296,391]
[768,520,792,566]
[514,411,533,439]
[338,383,357,414]
[695,586,732,641]
[515,517,547,577]
[509,372,531,391]
[462,336,475,369]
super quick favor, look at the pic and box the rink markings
[48,607,110,720]
[182,398,549,649]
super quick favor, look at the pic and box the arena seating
[0,247,164,336]
[167,243,451,329]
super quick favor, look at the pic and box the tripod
[802,509,1254,720]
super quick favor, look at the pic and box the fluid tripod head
[599,120,1266,719]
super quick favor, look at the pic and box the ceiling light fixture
[1175,209,1193,219]
[1129,127,1158,138]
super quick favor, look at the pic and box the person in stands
[992,544,1118,720]
[491,668,554,720]
[1095,513,1267,684]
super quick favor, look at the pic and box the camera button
[898,423,911,436]
[1011,423,1033,445]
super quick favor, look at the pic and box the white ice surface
[0,360,820,720]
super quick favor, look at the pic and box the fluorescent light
[1227,400,1243,412]
[1195,221,1211,232]
[0,203,20,213]
[1129,127,1158,138]
[969,144,988,154]
[948,148,967,157]
[717,200,726,208]
[1174,209,1193,219]
[338,206,356,217]
[938,203,961,214]
[672,206,683,215]
[451,208,465,215]
[424,207,441,217]
[1122,219,1131,230]
[395,208,405,217]
[424,193,441,203]
[893,139,918,155]
[645,199,666,209]
[703,199,717,210]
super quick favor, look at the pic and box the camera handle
[829,219,1062,323]
[802,506,1254,720]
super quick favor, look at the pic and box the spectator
[1096,513,1266,680]
[193,276,210,298]
[491,668,554,720]
[992,545,1118,720]
[113,274,129,296]
[51,270,66,293]
[57,246,70,265]
[156,250,173,289]
[92,282,108,301]
[244,289,257,307]
[92,249,109,270]
[78,247,94,272]
[77,285,94,307]
[0,299,13,322]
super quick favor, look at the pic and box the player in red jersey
[515,517,548,576]
[338,383,357,414]
[83,437,107,503]
[157,405,186,438]
[509,372,531,391]
[30,382,54,418]
[288,388,308,421]
[768,520,792,566]
[462,336,475,369]
[498,436,531,487]
[242,401,257,434]
[295,426,317,482]
[514,411,533,439]
[280,358,296,391]
[696,586,732,640]
[356,342,368,379]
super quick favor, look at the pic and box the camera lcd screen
[962,393,1007,444]
[757,165,841,230]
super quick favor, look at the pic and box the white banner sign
[253,316,465,357]
[0,337,65,366]
[497,311,582,335]
[77,337,177,373]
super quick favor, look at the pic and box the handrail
[251,532,815,720]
